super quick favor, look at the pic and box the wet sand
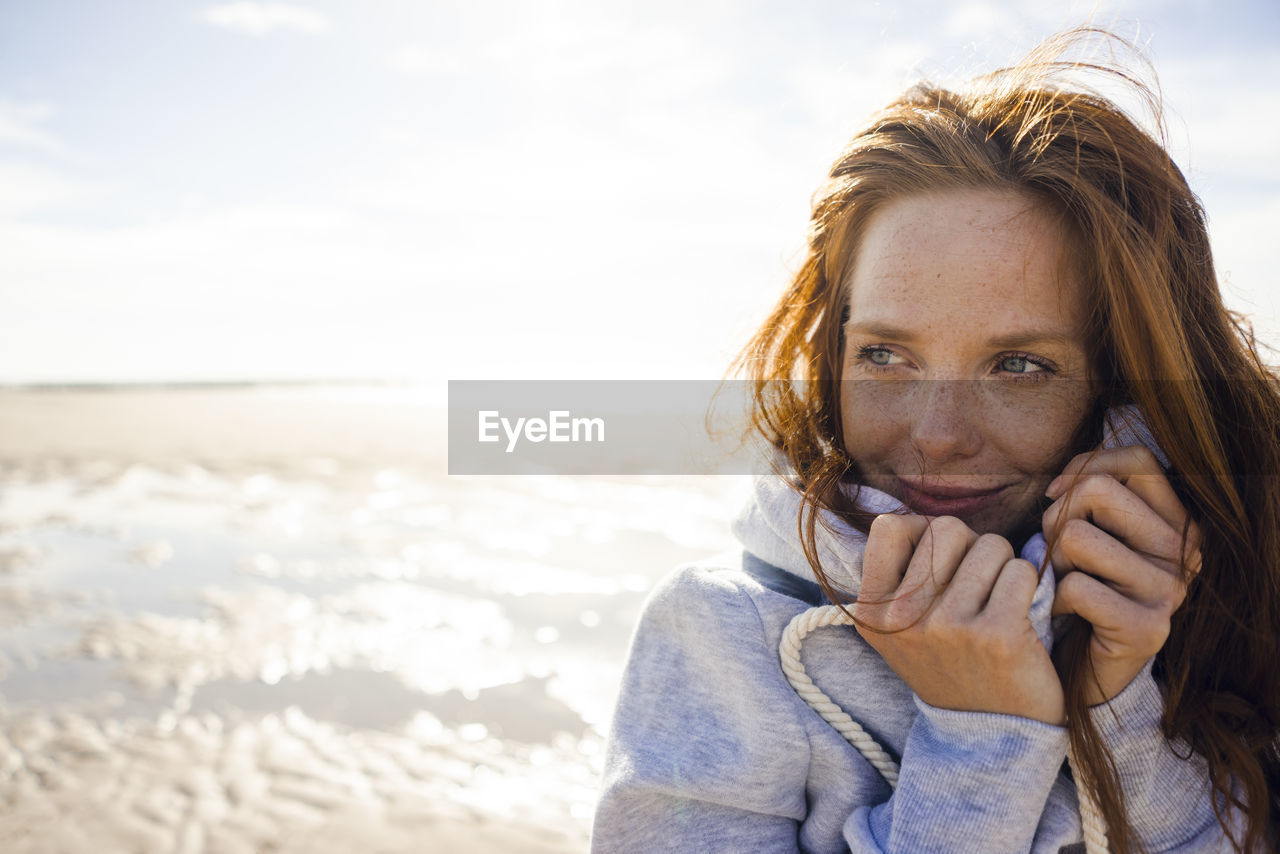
[0,387,748,853]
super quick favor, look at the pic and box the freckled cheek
[978,398,1086,475]
[840,386,911,461]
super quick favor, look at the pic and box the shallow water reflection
[0,441,746,853]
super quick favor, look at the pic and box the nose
[909,380,982,462]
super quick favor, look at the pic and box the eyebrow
[844,321,1078,350]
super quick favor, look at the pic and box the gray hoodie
[593,439,1236,851]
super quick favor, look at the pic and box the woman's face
[840,189,1095,540]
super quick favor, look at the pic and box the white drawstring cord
[780,605,1110,854]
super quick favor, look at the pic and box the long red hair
[732,28,1280,852]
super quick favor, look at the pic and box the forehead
[845,189,1085,332]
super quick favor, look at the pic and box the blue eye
[997,353,1053,377]
[855,345,904,369]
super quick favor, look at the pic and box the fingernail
[1045,475,1063,497]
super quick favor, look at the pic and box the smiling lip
[895,478,1008,517]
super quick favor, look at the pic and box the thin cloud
[0,162,90,218]
[200,3,331,37]
[386,45,462,77]
[1210,195,1280,343]
[944,2,1007,39]
[0,97,60,150]
[1160,52,1280,183]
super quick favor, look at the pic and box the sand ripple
[0,400,746,853]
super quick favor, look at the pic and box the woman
[592,28,1280,853]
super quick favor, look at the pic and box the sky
[1,0,1277,386]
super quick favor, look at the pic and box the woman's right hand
[850,514,1066,726]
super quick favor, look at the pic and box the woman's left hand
[1043,445,1202,705]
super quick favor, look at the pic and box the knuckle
[1041,501,1061,533]
[1184,548,1203,577]
[1062,516,1093,539]
[929,593,966,623]
[1006,557,1038,581]
[1155,529,1186,565]
[1059,517,1094,551]
[851,600,890,632]
[1127,444,1158,470]
[976,532,1015,562]
[1155,571,1188,610]
[881,600,915,630]
[1086,472,1125,499]
[871,511,902,530]
[1063,451,1091,473]
[926,515,968,541]
[1056,570,1084,599]
[1075,473,1108,497]
[869,512,906,538]
[1183,524,1204,573]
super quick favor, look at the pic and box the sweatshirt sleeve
[1090,659,1241,851]
[591,566,812,853]
[844,699,1070,852]
[593,566,1076,853]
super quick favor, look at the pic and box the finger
[1047,447,1202,576]
[1047,446,1186,533]
[983,558,1041,618]
[897,516,977,608]
[935,533,1015,617]
[1042,473,1185,571]
[1047,517,1187,611]
[1050,571,1170,656]
[860,513,930,604]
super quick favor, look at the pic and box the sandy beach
[0,387,748,853]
